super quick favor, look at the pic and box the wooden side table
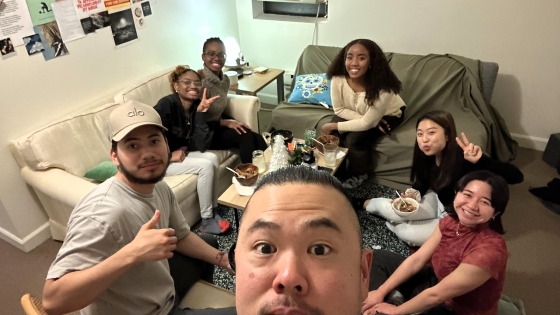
[218,141,348,232]
[228,67,285,104]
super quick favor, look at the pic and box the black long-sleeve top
[154,94,211,152]
[412,147,524,211]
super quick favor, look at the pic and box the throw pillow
[84,161,118,182]
[288,73,332,107]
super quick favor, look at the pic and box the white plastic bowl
[232,176,256,196]
[392,198,419,217]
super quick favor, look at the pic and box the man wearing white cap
[42,100,236,315]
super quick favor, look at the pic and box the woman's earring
[175,90,178,93]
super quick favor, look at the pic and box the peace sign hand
[197,88,220,112]
[456,132,482,164]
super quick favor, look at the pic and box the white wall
[236,0,560,150]
[0,0,240,251]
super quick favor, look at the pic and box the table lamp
[223,37,245,68]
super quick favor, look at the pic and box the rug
[192,181,410,292]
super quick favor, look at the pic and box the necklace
[456,222,461,236]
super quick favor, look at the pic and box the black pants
[331,107,405,176]
[167,234,237,315]
[370,250,454,315]
[209,126,268,164]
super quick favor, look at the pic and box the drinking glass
[323,143,338,167]
[252,150,267,174]
[304,128,316,147]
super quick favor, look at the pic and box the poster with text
[109,8,136,47]
[0,0,35,46]
[22,33,44,55]
[140,1,150,16]
[25,0,56,26]
[52,0,85,42]
[34,20,69,60]
[79,16,94,34]
[104,0,129,11]
[73,0,105,19]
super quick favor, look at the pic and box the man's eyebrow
[123,133,161,143]
[123,137,138,144]
[246,217,342,234]
[303,217,341,233]
[247,219,281,234]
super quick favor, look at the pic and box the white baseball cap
[109,100,167,142]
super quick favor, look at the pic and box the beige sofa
[10,67,260,241]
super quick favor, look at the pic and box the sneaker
[213,207,224,222]
[342,174,368,189]
[201,218,229,235]
[386,290,405,306]
[212,208,230,230]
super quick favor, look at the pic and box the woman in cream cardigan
[323,39,405,188]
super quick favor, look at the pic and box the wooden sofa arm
[224,95,261,131]
[21,167,97,208]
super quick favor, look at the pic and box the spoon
[311,138,323,146]
[395,190,409,207]
[226,167,245,179]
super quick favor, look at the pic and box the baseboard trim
[0,222,51,252]
[512,133,548,151]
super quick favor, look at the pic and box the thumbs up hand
[128,210,177,263]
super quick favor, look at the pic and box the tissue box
[543,133,560,169]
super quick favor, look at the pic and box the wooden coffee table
[218,141,348,232]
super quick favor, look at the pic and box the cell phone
[318,166,333,173]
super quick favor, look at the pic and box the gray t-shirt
[47,177,190,315]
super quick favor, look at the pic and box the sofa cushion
[114,67,179,106]
[84,161,118,182]
[288,73,332,107]
[163,173,197,200]
[13,103,117,176]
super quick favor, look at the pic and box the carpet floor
[194,181,409,292]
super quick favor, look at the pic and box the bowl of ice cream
[234,163,259,186]
[391,198,419,217]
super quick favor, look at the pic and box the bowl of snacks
[391,198,419,217]
[234,163,259,186]
[315,135,340,154]
[270,129,294,146]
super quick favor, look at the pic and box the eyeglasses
[178,80,202,87]
[204,51,227,60]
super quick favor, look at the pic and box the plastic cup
[252,150,267,174]
[304,128,316,147]
[323,143,337,167]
